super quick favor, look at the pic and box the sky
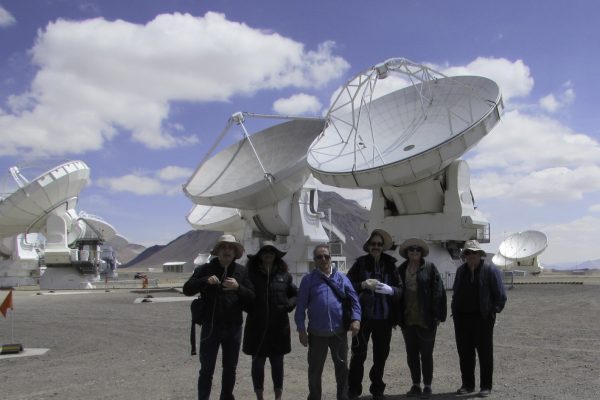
[0,0,599,267]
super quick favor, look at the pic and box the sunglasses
[314,254,331,260]
[463,250,478,256]
[407,246,422,252]
[369,241,384,247]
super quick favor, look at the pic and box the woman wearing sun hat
[243,241,298,400]
[346,229,402,400]
[452,240,507,398]
[397,238,446,399]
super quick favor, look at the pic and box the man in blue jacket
[452,240,507,398]
[295,243,361,400]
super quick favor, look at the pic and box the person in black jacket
[183,234,255,400]
[452,240,507,398]
[243,241,298,400]
[347,229,402,400]
[397,238,446,399]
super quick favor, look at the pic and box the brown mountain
[121,191,371,269]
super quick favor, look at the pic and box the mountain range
[119,191,600,271]
[120,191,370,269]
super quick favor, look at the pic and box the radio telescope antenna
[184,113,335,281]
[308,57,504,276]
[496,230,548,274]
[0,160,90,238]
[184,113,326,210]
[308,58,503,188]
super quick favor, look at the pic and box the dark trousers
[307,333,349,400]
[251,354,284,391]
[197,322,242,400]
[453,314,495,390]
[401,325,437,386]
[348,319,392,396]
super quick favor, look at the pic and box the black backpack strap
[320,274,346,302]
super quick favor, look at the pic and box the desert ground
[1,278,599,400]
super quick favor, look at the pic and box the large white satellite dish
[187,205,245,233]
[306,58,504,278]
[499,230,548,260]
[105,233,129,251]
[308,58,502,189]
[184,114,326,210]
[78,212,117,242]
[184,113,333,280]
[0,160,90,238]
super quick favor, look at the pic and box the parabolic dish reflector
[184,118,326,210]
[0,160,90,238]
[187,205,245,233]
[308,59,503,188]
[79,212,117,242]
[105,233,129,250]
[499,230,548,260]
[492,252,515,268]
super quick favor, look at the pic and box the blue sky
[1,0,599,266]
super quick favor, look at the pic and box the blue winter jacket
[295,268,361,336]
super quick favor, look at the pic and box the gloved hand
[375,282,393,295]
[361,279,379,291]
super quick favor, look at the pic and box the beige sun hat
[398,238,430,258]
[210,234,244,259]
[362,229,393,252]
[461,240,487,257]
[248,240,286,259]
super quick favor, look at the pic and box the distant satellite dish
[492,252,516,269]
[0,160,90,238]
[184,115,326,210]
[308,58,503,188]
[105,233,129,251]
[79,212,117,242]
[187,204,245,233]
[499,230,548,260]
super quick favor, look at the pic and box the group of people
[183,230,507,400]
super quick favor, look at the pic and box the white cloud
[436,57,534,102]
[0,5,16,27]
[589,204,600,213]
[539,94,560,112]
[96,165,193,196]
[272,93,322,115]
[539,81,575,113]
[0,12,349,157]
[157,165,194,181]
[468,110,600,204]
[537,216,600,264]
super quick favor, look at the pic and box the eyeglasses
[369,242,384,247]
[408,246,422,252]
[314,254,331,260]
[463,250,477,256]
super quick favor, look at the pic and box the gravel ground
[1,283,599,400]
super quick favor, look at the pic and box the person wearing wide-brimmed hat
[452,240,507,398]
[396,238,446,399]
[242,241,298,400]
[183,234,255,400]
[346,229,402,400]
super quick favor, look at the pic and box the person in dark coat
[347,229,402,400]
[452,240,507,398]
[183,234,255,400]
[243,241,298,400]
[397,238,447,399]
